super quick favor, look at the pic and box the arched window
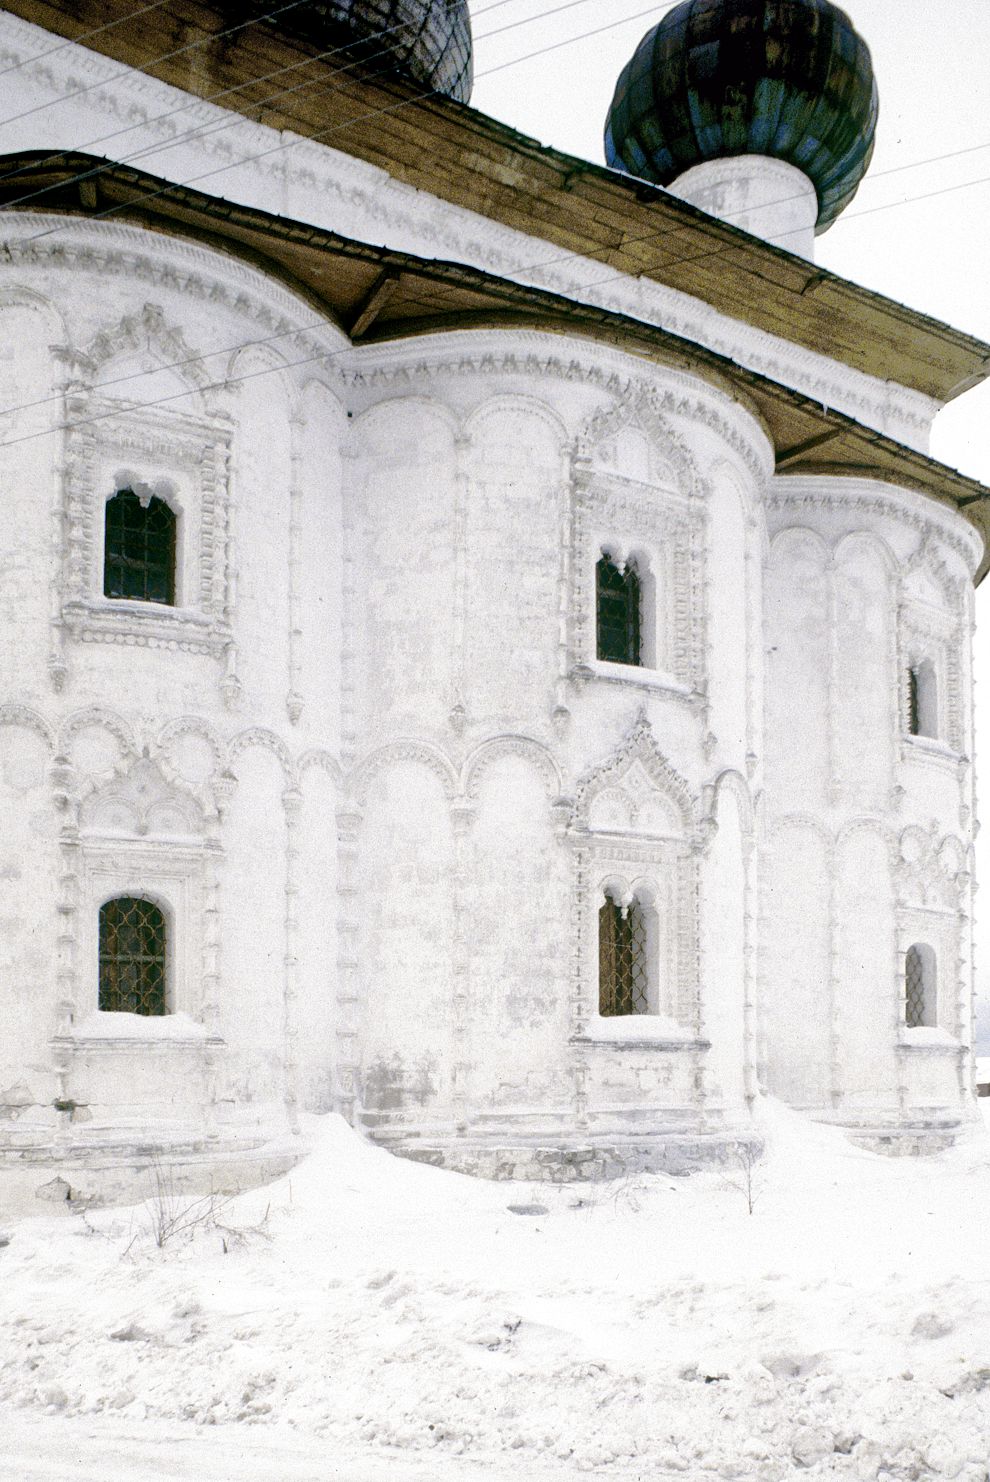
[907,660,937,739]
[99,897,168,1016]
[904,942,937,1029]
[596,552,641,666]
[599,890,651,1016]
[104,488,176,605]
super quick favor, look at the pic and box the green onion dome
[604,0,878,230]
[233,0,473,103]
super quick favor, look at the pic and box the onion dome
[604,0,878,230]
[233,0,473,103]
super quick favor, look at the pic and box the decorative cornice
[0,9,938,451]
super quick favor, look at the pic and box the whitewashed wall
[0,212,979,1188]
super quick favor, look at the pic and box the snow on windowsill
[579,661,694,698]
[63,1011,216,1044]
[574,1014,701,1048]
[898,1026,966,1052]
[902,734,963,764]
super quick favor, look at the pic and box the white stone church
[0,0,987,1199]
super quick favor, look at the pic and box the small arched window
[907,660,937,739]
[596,552,641,666]
[904,942,937,1029]
[104,488,176,605]
[599,890,651,1016]
[99,896,168,1016]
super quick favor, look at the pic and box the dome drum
[605,0,878,232]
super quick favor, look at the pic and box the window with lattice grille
[104,488,176,605]
[99,896,168,1016]
[599,894,650,1016]
[904,942,936,1029]
[596,553,641,666]
[907,660,937,739]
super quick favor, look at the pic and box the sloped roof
[5,0,990,404]
[4,150,989,579]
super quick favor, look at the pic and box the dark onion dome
[229,0,473,103]
[604,0,878,231]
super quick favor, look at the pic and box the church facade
[0,0,987,1199]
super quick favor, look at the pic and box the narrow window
[599,891,649,1016]
[904,942,936,1029]
[596,552,641,666]
[99,896,168,1016]
[104,488,176,605]
[907,660,937,739]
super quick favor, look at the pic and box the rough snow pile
[3,1102,990,1480]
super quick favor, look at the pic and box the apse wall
[0,221,346,1167]
[761,476,980,1133]
[342,337,768,1164]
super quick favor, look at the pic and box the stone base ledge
[375,1128,764,1182]
[0,1134,305,1218]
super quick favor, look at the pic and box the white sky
[472,0,990,1003]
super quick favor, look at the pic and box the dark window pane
[99,896,168,1016]
[104,489,176,605]
[596,555,641,665]
[599,897,649,1016]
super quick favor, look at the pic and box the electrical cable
[4,0,988,269]
[2,2,672,248]
[0,0,177,82]
[0,6,988,446]
[0,0,587,207]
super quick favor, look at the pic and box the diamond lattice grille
[99,897,167,1016]
[904,944,926,1028]
[599,897,649,1016]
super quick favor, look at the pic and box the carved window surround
[55,396,234,686]
[568,717,703,1047]
[897,601,964,754]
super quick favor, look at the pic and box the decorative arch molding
[155,716,224,771]
[463,391,569,460]
[703,767,756,840]
[461,734,563,803]
[80,754,205,840]
[833,527,901,576]
[349,739,459,809]
[766,477,982,577]
[68,302,218,411]
[768,524,831,567]
[347,335,771,483]
[226,341,299,414]
[0,703,56,751]
[766,813,835,850]
[572,713,696,840]
[576,382,699,495]
[4,213,347,370]
[298,748,344,787]
[0,285,67,339]
[347,392,462,458]
[58,706,139,763]
[227,726,293,779]
[298,373,348,423]
[903,531,968,610]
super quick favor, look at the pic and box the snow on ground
[3,1101,990,1481]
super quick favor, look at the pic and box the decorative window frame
[75,839,208,1036]
[567,717,704,1046]
[573,479,704,700]
[55,753,222,1044]
[898,602,963,760]
[57,399,234,666]
[569,395,707,704]
[895,909,960,1045]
